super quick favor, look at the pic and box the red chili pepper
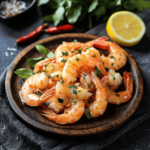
[16,23,48,44]
[45,24,73,34]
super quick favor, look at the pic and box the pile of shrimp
[21,37,133,124]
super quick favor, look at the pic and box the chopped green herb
[55,75,59,78]
[71,51,74,53]
[43,70,46,72]
[85,106,88,109]
[88,84,91,88]
[78,48,82,54]
[85,109,91,119]
[96,69,101,77]
[37,70,41,73]
[83,74,86,79]
[61,59,67,63]
[92,54,96,57]
[37,91,42,96]
[32,72,35,75]
[62,52,68,56]
[76,58,79,61]
[45,63,49,68]
[94,65,98,70]
[68,84,77,89]
[78,90,81,92]
[60,80,64,84]
[116,93,120,97]
[85,47,89,50]
[104,99,106,101]
[105,68,109,72]
[117,64,120,68]
[112,75,115,80]
[111,63,113,66]
[46,72,50,76]
[73,39,77,43]
[72,89,77,94]
[58,98,64,103]
[73,99,76,104]
[51,65,54,71]
[110,55,116,60]
[87,99,91,103]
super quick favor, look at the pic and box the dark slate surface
[0,7,150,150]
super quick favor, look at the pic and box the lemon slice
[106,11,146,46]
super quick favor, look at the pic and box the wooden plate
[5,33,143,137]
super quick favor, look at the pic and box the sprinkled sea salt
[5,52,9,56]
[10,52,14,55]
[7,47,17,51]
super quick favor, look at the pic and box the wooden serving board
[5,33,143,138]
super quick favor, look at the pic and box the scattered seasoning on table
[7,47,17,51]
[5,52,9,57]
[0,0,27,18]
[10,52,14,55]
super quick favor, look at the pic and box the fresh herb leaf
[87,99,91,104]
[88,84,91,88]
[68,85,77,89]
[96,69,101,77]
[71,51,74,53]
[66,5,82,24]
[72,89,77,94]
[86,109,91,119]
[47,52,55,58]
[55,75,59,78]
[37,91,42,96]
[37,70,41,73]
[83,74,86,79]
[73,39,77,43]
[45,63,49,68]
[92,54,96,58]
[26,57,44,67]
[73,99,76,104]
[53,6,65,26]
[112,75,115,80]
[62,52,68,56]
[42,14,53,22]
[78,48,82,54]
[78,90,81,92]
[111,63,113,66]
[117,64,120,68]
[61,59,67,63]
[60,80,64,84]
[58,98,64,103]
[36,44,47,55]
[105,67,109,72]
[14,68,33,79]
[85,47,89,50]
[94,65,98,70]
[51,65,54,71]
[37,0,50,6]
[116,93,120,97]
[88,0,98,12]
[76,58,79,61]
[110,55,116,60]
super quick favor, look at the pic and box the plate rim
[5,33,143,136]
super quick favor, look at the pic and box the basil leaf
[42,14,53,22]
[88,0,98,12]
[14,68,33,79]
[36,44,47,55]
[37,0,50,6]
[73,99,76,104]
[72,89,77,94]
[37,91,42,96]
[58,98,64,103]
[86,109,91,119]
[47,52,55,58]
[96,69,101,77]
[66,5,82,24]
[53,6,65,26]
[26,57,44,67]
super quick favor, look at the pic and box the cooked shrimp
[62,54,107,83]
[39,99,84,124]
[86,71,107,118]
[93,37,127,70]
[55,41,82,67]
[45,95,64,113]
[21,72,55,106]
[56,82,92,101]
[102,72,133,104]
[107,69,122,87]
[34,58,56,73]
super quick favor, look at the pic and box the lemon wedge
[106,11,146,46]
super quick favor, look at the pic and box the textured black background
[0,7,150,150]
